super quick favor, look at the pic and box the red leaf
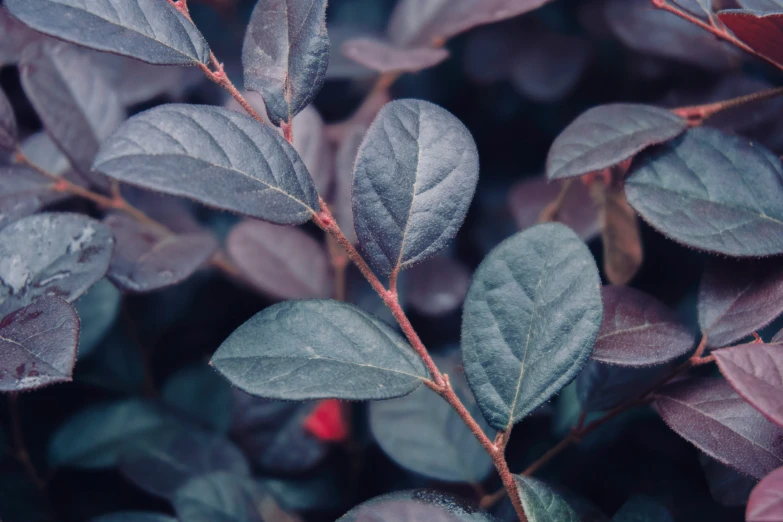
[303,399,349,443]
[747,466,783,522]
[714,342,783,428]
[719,10,783,68]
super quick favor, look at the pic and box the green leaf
[48,399,181,469]
[461,223,603,430]
[211,300,429,400]
[162,364,233,433]
[74,278,121,359]
[514,475,580,522]
[612,496,674,522]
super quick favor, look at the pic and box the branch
[673,86,783,124]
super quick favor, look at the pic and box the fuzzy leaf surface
[342,37,449,73]
[718,10,783,68]
[461,223,603,430]
[0,87,16,151]
[747,466,783,521]
[352,99,479,276]
[514,475,580,522]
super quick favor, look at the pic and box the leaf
[699,454,757,507]
[104,214,216,293]
[19,132,71,178]
[604,0,737,70]
[226,219,331,299]
[342,37,449,73]
[352,99,479,276]
[75,322,146,394]
[577,360,671,412]
[592,285,695,367]
[0,296,78,391]
[230,389,327,473]
[387,0,556,48]
[652,377,783,479]
[19,41,125,186]
[91,513,178,522]
[747,466,783,521]
[0,166,53,231]
[260,468,349,512]
[211,300,428,400]
[611,496,674,522]
[0,87,16,151]
[93,104,319,225]
[242,0,330,126]
[290,105,333,196]
[405,255,470,317]
[332,124,366,244]
[0,6,45,67]
[461,223,603,430]
[595,178,643,285]
[338,490,497,522]
[48,399,182,469]
[173,472,295,522]
[714,342,783,428]
[698,257,783,347]
[162,364,233,433]
[0,212,114,316]
[718,10,783,68]
[4,0,210,65]
[546,104,687,180]
[507,176,600,240]
[73,278,121,359]
[738,0,783,11]
[626,127,783,256]
[369,353,494,483]
[120,430,249,500]
[514,475,580,522]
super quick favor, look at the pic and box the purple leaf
[0,6,45,66]
[595,179,643,285]
[699,454,757,507]
[0,87,17,151]
[593,286,694,367]
[653,377,783,479]
[230,389,327,473]
[387,0,556,48]
[242,0,330,126]
[5,0,210,66]
[0,296,78,391]
[463,22,520,85]
[738,0,783,11]
[105,214,216,293]
[626,128,783,257]
[338,490,497,522]
[714,342,783,428]
[19,41,125,188]
[119,430,249,500]
[577,360,671,412]
[546,104,687,180]
[342,37,449,73]
[605,0,738,70]
[226,219,331,300]
[0,212,114,315]
[698,258,783,348]
[509,31,591,103]
[747,466,783,521]
[507,176,600,241]
[718,10,783,69]
[0,166,53,230]
[405,255,470,317]
[331,124,365,244]
[93,104,320,225]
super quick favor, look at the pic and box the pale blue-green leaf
[514,475,580,522]
[74,279,121,359]
[162,364,233,433]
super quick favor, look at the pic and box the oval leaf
[94,104,319,224]
[0,87,16,151]
[73,279,121,359]
[406,255,470,317]
[342,37,449,73]
[0,296,78,391]
[514,475,580,522]
[338,490,497,522]
[461,223,603,430]
[352,99,479,276]
[700,454,757,507]
[242,0,330,126]
[577,360,671,412]
[593,286,695,367]
[714,342,783,428]
[5,0,210,65]
[612,496,674,522]
[226,219,331,300]
[546,104,687,180]
[698,257,783,348]
[596,179,643,285]
[0,166,53,231]
[162,364,233,433]
[211,300,429,401]
[626,127,783,256]
[653,377,783,479]
[48,399,181,469]
[718,10,783,68]
[105,214,216,293]
[20,41,125,186]
[0,212,114,316]
[747,466,783,522]
[369,353,494,483]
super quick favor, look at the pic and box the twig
[673,86,783,124]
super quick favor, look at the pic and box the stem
[281,120,294,144]
[7,393,46,491]
[673,86,783,124]
[312,198,528,522]
[537,180,573,223]
[651,0,783,72]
